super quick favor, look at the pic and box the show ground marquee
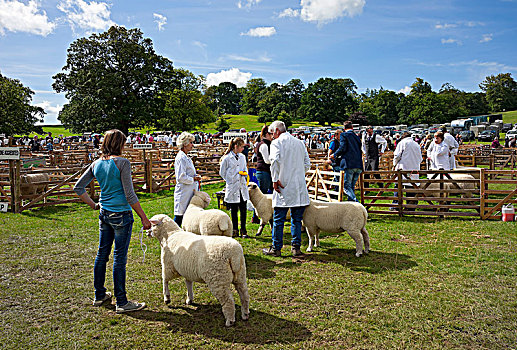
[222,132,248,144]
[0,147,20,160]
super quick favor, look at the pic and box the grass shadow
[305,249,417,274]
[125,305,312,345]
[244,254,300,279]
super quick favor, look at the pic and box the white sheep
[423,173,478,199]
[149,214,250,327]
[20,173,49,196]
[247,182,274,235]
[182,191,233,237]
[302,200,370,257]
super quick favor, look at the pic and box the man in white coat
[439,126,459,169]
[392,132,422,207]
[262,121,311,257]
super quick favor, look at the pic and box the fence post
[397,169,403,216]
[314,167,319,201]
[338,170,344,202]
[480,168,486,219]
[359,171,364,204]
[9,160,21,213]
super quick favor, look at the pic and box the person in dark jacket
[332,121,363,202]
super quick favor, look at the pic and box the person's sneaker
[93,292,112,306]
[240,229,249,238]
[291,247,304,257]
[262,246,281,257]
[115,301,146,314]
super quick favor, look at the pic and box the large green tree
[359,88,401,125]
[52,26,175,135]
[0,72,44,136]
[240,78,267,115]
[205,81,241,115]
[299,77,357,125]
[158,69,215,131]
[479,73,517,112]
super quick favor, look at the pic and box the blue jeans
[256,171,273,195]
[272,206,306,250]
[95,209,134,306]
[344,168,362,202]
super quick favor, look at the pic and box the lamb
[302,200,370,257]
[149,214,250,327]
[182,191,233,237]
[247,182,274,235]
[20,173,49,196]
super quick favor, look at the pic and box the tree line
[2,25,517,136]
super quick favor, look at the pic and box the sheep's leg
[305,227,315,252]
[361,227,370,254]
[257,221,265,235]
[162,268,170,304]
[185,279,194,305]
[349,230,364,257]
[208,284,236,327]
[234,280,250,321]
[314,230,320,248]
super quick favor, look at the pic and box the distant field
[35,110,517,136]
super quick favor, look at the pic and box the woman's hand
[141,217,152,230]
[94,203,100,210]
[194,175,202,182]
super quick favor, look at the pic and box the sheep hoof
[306,247,313,252]
[242,312,249,321]
[186,298,193,305]
[364,248,370,254]
[355,252,362,257]
[164,297,171,304]
[225,320,235,327]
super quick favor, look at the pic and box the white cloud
[278,8,300,18]
[35,101,63,125]
[435,23,457,29]
[205,68,252,88]
[153,13,167,31]
[293,0,366,25]
[0,0,56,36]
[57,0,115,33]
[237,0,261,9]
[480,33,492,43]
[441,38,461,45]
[397,86,411,95]
[240,26,276,37]
[225,54,271,63]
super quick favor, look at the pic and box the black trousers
[228,193,247,232]
[364,157,382,188]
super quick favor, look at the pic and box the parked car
[505,129,517,141]
[459,130,475,142]
[477,130,497,142]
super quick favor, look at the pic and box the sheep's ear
[150,219,162,226]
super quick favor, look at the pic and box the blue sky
[1,0,516,125]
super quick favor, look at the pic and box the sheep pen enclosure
[1,183,516,349]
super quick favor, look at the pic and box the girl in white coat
[219,137,250,238]
[428,131,451,171]
[174,132,201,226]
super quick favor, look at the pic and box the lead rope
[139,227,147,263]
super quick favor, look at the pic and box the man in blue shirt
[332,121,363,202]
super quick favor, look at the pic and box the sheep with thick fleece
[182,191,233,237]
[424,173,477,199]
[302,200,370,257]
[20,173,49,196]
[149,214,249,327]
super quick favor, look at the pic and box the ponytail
[222,137,245,160]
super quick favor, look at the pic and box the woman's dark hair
[101,129,126,157]
[260,125,269,140]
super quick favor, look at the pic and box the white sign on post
[222,132,248,144]
[133,143,153,150]
[0,202,8,212]
[0,147,20,160]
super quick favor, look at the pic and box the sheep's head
[149,214,180,238]
[189,191,211,209]
[248,182,259,192]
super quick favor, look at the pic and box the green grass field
[1,183,516,349]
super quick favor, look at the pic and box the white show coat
[428,141,450,170]
[270,132,311,208]
[444,132,459,169]
[174,150,199,215]
[393,137,422,185]
[219,151,249,204]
